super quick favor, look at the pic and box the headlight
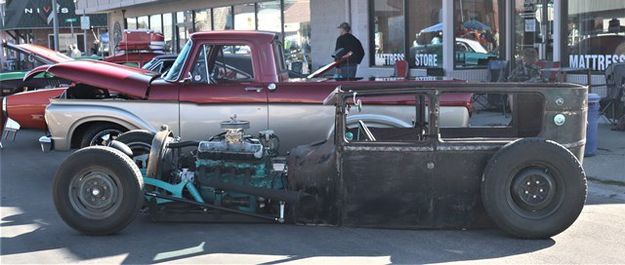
[2,96,7,116]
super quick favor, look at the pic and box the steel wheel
[68,168,123,220]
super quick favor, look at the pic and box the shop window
[284,0,311,74]
[176,11,192,52]
[513,0,553,63]
[258,1,281,32]
[126,18,137,30]
[137,16,149,29]
[454,0,502,68]
[407,0,443,68]
[566,0,625,73]
[194,9,212,32]
[371,0,406,67]
[213,6,234,30]
[234,4,256,30]
[150,14,162,33]
[163,13,173,52]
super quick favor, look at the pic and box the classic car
[0,42,73,96]
[51,82,587,239]
[2,31,472,153]
[409,38,497,67]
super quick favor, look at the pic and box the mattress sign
[569,54,625,71]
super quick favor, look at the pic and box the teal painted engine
[140,116,301,222]
[193,118,285,213]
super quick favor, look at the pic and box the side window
[213,45,254,82]
[191,44,211,83]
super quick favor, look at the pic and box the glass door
[514,0,554,61]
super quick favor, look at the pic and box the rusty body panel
[287,82,587,230]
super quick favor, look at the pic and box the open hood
[23,60,158,99]
[3,43,73,64]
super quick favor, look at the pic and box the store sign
[569,54,625,71]
[414,54,439,67]
[375,53,405,66]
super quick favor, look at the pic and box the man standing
[335,22,364,79]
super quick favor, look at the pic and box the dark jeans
[335,65,358,79]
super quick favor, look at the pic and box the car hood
[23,60,158,99]
[4,43,73,64]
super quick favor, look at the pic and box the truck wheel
[53,146,144,235]
[116,130,155,168]
[80,124,126,148]
[481,138,586,239]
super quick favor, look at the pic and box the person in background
[70,44,82,58]
[334,22,364,79]
[502,48,541,82]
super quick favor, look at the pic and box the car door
[338,92,436,228]
[178,43,268,141]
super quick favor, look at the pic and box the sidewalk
[583,122,625,184]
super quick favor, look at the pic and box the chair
[393,60,409,79]
[598,63,625,125]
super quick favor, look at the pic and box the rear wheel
[481,138,587,239]
[53,146,144,235]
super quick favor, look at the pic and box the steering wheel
[357,120,376,142]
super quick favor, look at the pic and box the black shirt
[335,33,365,65]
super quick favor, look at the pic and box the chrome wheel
[89,129,123,146]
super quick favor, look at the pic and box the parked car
[409,38,497,67]
[52,82,588,239]
[0,42,73,96]
[3,31,472,153]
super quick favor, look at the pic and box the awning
[1,0,106,30]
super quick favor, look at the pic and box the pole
[83,9,88,55]
[52,0,60,51]
[70,22,75,46]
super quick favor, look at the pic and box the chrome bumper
[1,118,21,148]
[39,135,53,152]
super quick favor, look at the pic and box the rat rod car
[52,82,587,239]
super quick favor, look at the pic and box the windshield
[163,40,192,81]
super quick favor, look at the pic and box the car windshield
[163,40,192,81]
[142,58,157,70]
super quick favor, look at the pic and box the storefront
[76,0,624,92]
[0,0,107,54]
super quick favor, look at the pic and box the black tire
[79,123,126,148]
[116,130,155,158]
[481,138,587,239]
[53,146,144,235]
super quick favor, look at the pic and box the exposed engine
[146,116,293,221]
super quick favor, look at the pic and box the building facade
[76,0,625,91]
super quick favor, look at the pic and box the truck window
[213,45,254,82]
[190,44,211,84]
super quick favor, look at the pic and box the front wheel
[80,124,126,148]
[481,138,587,239]
[53,146,144,235]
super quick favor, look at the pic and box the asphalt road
[1,130,625,264]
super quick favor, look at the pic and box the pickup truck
[2,31,472,153]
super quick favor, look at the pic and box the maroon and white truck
[2,31,472,152]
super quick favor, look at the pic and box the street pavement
[1,129,624,264]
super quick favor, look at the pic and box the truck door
[178,43,268,140]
